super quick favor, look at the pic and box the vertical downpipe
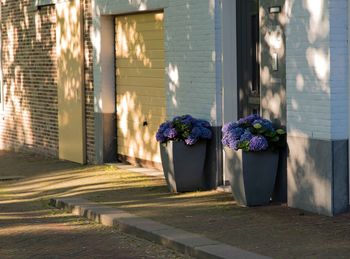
[348,0,350,204]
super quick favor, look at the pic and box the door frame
[221,0,238,184]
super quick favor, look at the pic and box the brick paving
[2,150,350,258]
[0,151,190,259]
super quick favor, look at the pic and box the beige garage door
[115,11,166,167]
[56,0,85,164]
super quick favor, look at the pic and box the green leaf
[253,123,262,129]
[272,136,280,142]
[265,131,276,138]
[276,129,286,135]
[238,140,250,152]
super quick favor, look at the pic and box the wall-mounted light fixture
[269,6,281,14]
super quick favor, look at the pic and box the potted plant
[222,114,286,206]
[156,115,212,192]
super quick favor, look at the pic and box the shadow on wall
[0,3,58,156]
[282,0,346,214]
[56,0,86,163]
[235,0,345,213]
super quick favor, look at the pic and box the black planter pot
[160,141,207,192]
[224,148,279,206]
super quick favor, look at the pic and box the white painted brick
[286,0,348,140]
[94,0,219,125]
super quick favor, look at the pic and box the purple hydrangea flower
[229,140,240,150]
[156,131,166,142]
[222,114,286,151]
[185,135,198,145]
[238,114,261,125]
[181,114,194,125]
[249,136,268,151]
[222,122,238,134]
[200,128,212,139]
[230,127,244,140]
[222,127,242,146]
[156,122,171,142]
[240,129,253,141]
[221,133,230,146]
[194,119,211,128]
[252,119,274,131]
[191,127,202,138]
[156,115,212,145]
[163,128,177,139]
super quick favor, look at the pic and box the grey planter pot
[224,148,279,206]
[160,141,207,192]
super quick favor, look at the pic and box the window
[35,0,56,8]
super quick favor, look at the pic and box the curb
[50,198,269,259]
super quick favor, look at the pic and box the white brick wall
[93,0,219,125]
[165,0,218,125]
[286,0,348,140]
[329,0,348,139]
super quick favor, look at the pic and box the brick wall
[286,0,331,139]
[165,1,218,125]
[0,1,58,156]
[0,0,96,163]
[286,0,348,140]
[83,0,96,163]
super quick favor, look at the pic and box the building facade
[0,0,349,216]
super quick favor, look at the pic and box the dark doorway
[236,0,260,117]
[235,0,287,203]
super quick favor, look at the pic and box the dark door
[237,0,260,117]
[259,0,286,125]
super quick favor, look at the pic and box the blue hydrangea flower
[163,128,177,139]
[185,135,198,145]
[222,122,238,134]
[240,129,253,141]
[249,136,268,151]
[156,131,166,142]
[190,127,202,138]
[221,133,230,146]
[252,119,274,131]
[194,119,211,128]
[238,114,261,125]
[181,114,194,125]
[156,115,212,145]
[158,121,171,131]
[230,127,244,140]
[229,140,240,150]
[221,114,286,151]
[200,128,212,139]
[156,121,171,142]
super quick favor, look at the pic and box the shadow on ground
[1,151,350,258]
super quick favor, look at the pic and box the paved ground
[2,150,350,258]
[0,151,191,259]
